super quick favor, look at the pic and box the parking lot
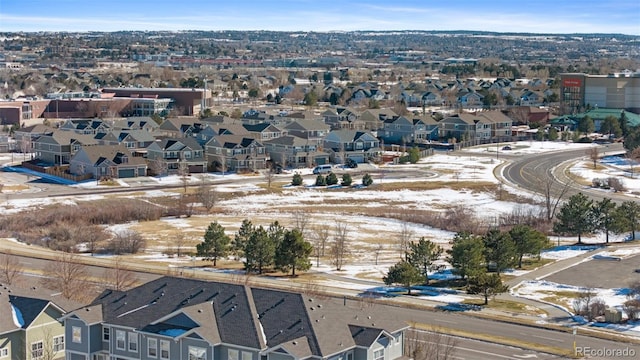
[544,253,640,289]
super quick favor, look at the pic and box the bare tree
[312,224,331,258]
[178,160,190,193]
[292,209,310,236]
[331,222,349,270]
[149,157,167,179]
[586,146,599,169]
[196,182,217,213]
[109,229,146,254]
[82,224,109,255]
[103,257,138,291]
[173,233,187,258]
[536,175,572,221]
[405,327,459,360]
[42,253,89,300]
[374,243,384,266]
[0,251,22,285]
[264,168,275,189]
[629,148,640,178]
[397,220,414,260]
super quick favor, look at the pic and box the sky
[0,0,639,35]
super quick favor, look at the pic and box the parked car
[345,158,358,168]
[313,164,333,174]
[502,145,512,151]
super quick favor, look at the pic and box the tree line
[196,220,313,276]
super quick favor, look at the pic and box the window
[188,346,206,360]
[128,332,138,352]
[242,351,253,360]
[31,341,43,360]
[228,349,239,360]
[374,349,384,360]
[53,335,64,352]
[72,326,82,343]
[0,348,8,358]
[160,340,170,359]
[102,326,110,342]
[116,330,126,350]
[148,338,157,358]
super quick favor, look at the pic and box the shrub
[326,172,339,185]
[315,175,326,186]
[291,173,303,186]
[362,173,373,186]
[341,173,352,186]
[608,177,626,192]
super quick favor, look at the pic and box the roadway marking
[433,318,458,324]
[521,333,564,343]
[513,355,538,359]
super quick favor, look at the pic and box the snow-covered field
[2,141,640,334]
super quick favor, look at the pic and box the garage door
[118,168,136,178]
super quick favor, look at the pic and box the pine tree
[341,173,352,186]
[244,226,275,274]
[275,229,312,276]
[325,172,339,185]
[509,225,549,268]
[407,238,443,284]
[292,173,303,186]
[362,173,373,186]
[467,272,508,305]
[592,198,616,243]
[482,229,516,274]
[553,193,595,244]
[383,260,423,295]
[613,201,640,240]
[447,232,485,282]
[233,219,254,259]
[315,174,326,186]
[196,221,230,267]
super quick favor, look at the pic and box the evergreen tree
[612,201,640,240]
[467,272,509,305]
[509,225,549,268]
[482,229,516,274]
[600,115,622,138]
[548,127,559,141]
[196,221,230,267]
[341,173,352,186]
[553,193,595,244]
[325,172,339,185]
[244,226,275,274]
[578,116,595,135]
[233,219,253,259]
[267,221,286,248]
[407,237,443,284]
[408,147,420,164]
[291,173,303,186]
[447,232,486,282]
[592,198,616,243]
[275,229,312,276]
[383,260,423,295]
[623,127,640,151]
[315,174,326,186]
[362,173,373,186]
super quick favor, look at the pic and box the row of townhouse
[1,277,410,360]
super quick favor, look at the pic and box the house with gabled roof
[264,135,330,168]
[111,117,160,132]
[243,123,287,142]
[323,130,380,163]
[59,119,111,135]
[322,107,364,130]
[146,137,207,174]
[61,276,409,360]
[283,118,330,145]
[204,135,267,172]
[96,130,156,154]
[359,109,398,131]
[69,144,147,179]
[381,115,439,144]
[33,131,99,165]
[0,284,81,360]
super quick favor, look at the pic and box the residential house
[0,135,10,153]
[96,130,156,156]
[517,90,544,106]
[283,118,330,145]
[62,276,409,360]
[194,123,251,147]
[243,123,287,142]
[157,118,203,138]
[322,108,364,130]
[381,115,439,145]
[0,285,80,360]
[33,131,98,165]
[13,124,55,153]
[457,91,484,108]
[421,92,442,106]
[69,144,147,179]
[146,137,207,174]
[264,135,330,168]
[59,119,111,135]
[323,130,380,163]
[439,111,512,142]
[204,134,267,172]
[111,117,160,132]
[359,109,398,131]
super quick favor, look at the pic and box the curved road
[502,143,630,203]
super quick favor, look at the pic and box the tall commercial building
[560,72,640,114]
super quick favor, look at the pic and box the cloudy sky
[1,0,639,35]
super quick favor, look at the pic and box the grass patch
[378,180,497,192]
[463,298,547,316]
[518,258,554,270]
[2,184,30,192]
